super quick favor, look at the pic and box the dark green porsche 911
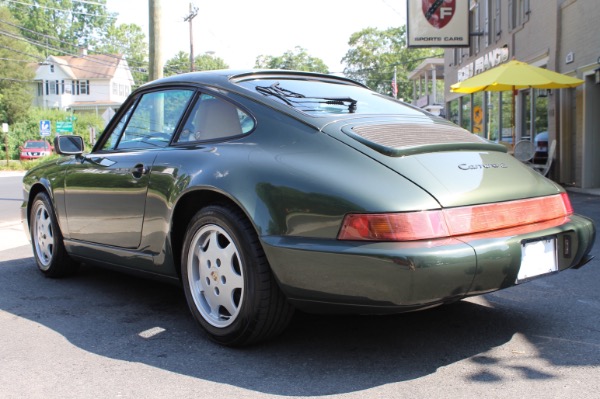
[22,70,595,346]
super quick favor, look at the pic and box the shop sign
[457,47,510,82]
[407,0,470,48]
[474,47,510,75]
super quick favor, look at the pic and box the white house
[32,50,135,119]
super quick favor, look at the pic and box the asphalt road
[1,173,599,398]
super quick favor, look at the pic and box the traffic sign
[39,120,51,137]
[56,121,74,133]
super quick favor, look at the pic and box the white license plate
[517,238,558,283]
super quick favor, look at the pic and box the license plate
[517,238,558,283]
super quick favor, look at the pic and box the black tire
[30,192,79,277]
[181,204,294,346]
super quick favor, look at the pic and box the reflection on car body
[21,70,596,346]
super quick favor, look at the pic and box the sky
[104,0,407,73]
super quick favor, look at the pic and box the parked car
[22,70,596,346]
[19,140,53,161]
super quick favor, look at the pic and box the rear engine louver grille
[351,123,484,150]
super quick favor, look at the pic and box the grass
[0,155,60,172]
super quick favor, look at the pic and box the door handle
[131,164,150,178]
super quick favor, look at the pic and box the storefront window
[521,89,532,140]
[487,92,500,141]
[448,99,459,125]
[472,92,484,137]
[534,89,549,137]
[461,95,471,132]
[501,92,513,143]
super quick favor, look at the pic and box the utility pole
[149,0,163,81]
[184,3,199,72]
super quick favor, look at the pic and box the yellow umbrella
[450,60,584,143]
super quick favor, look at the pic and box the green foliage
[3,108,104,160]
[164,51,189,76]
[5,0,114,54]
[0,7,37,124]
[93,22,148,87]
[255,46,329,73]
[342,26,440,99]
[164,52,229,76]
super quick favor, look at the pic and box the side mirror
[54,135,84,155]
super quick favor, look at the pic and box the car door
[64,88,195,248]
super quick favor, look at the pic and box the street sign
[56,121,74,133]
[39,120,51,137]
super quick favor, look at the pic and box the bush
[2,108,104,160]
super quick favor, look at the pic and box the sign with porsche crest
[407,0,470,48]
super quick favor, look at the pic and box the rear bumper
[262,214,595,314]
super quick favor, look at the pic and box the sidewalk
[0,220,29,251]
[0,171,26,177]
[0,170,28,251]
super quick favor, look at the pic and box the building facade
[444,0,600,189]
[31,51,134,121]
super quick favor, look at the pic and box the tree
[342,26,440,99]
[195,53,228,71]
[255,46,329,73]
[5,0,114,55]
[164,52,228,76]
[93,23,148,87]
[0,6,37,124]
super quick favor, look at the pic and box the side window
[103,89,194,150]
[176,94,254,143]
[102,103,134,150]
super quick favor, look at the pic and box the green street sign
[56,121,73,133]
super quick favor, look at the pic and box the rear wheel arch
[170,189,258,280]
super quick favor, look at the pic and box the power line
[4,0,116,18]
[0,27,147,77]
[0,17,186,77]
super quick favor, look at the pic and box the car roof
[141,69,367,93]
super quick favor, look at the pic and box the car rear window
[236,78,423,117]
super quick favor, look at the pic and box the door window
[103,89,194,150]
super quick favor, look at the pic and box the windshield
[25,141,47,149]
[237,78,424,117]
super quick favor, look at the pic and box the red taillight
[339,211,450,241]
[338,194,573,241]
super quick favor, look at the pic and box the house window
[50,65,54,73]
[485,0,492,47]
[49,80,57,95]
[509,0,530,30]
[37,82,43,96]
[495,0,502,40]
[470,5,480,54]
[79,80,90,95]
[112,82,118,95]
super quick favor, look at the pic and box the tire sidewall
[30,193,59,273]
[181,205,260,343]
